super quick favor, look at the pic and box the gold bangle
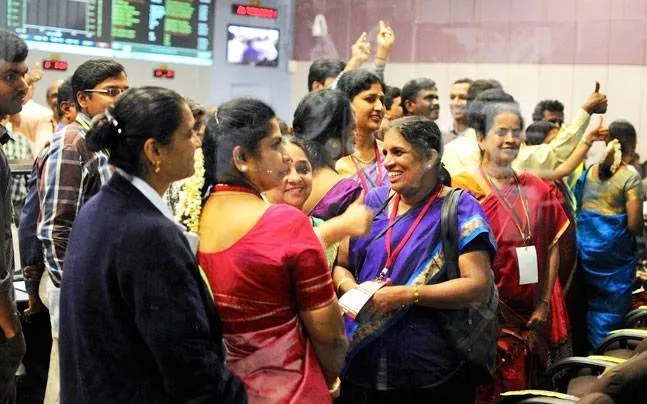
[412,284,420,304]
[581,139,593,147]
[336,277,354,295]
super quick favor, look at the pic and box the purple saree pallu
[308,178,362,220]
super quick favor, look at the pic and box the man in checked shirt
[36,59,128,404]
[0,115,33,224]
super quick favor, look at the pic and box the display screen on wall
[226,24,279,67]
[2,0,214,66]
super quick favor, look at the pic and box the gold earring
[154,160,161,173]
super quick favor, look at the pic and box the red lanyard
[479,167,532,245]
[378,183,443,281]
[351,145,384,193]
[211,184,262,199]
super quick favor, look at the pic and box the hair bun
[86,112,120,152]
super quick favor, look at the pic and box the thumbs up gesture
[339,193,374,237]
[582,81,608,114]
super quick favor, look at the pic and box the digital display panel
[226,24,279,67]
[1,0,215,65]
[111,0,213,65]
[4,0,112,54]
[231,4,278,20]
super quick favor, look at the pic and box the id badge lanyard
[377,184,443,281]
[480,168,538,285]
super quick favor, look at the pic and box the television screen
[1,0,214,66]
[226,24,279,67]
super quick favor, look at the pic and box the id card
[338,281,386,320]
[515,245,538,285]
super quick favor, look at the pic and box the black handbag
[437,188,500,385]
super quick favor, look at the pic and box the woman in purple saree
[333,116,496,403]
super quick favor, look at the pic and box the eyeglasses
[493,128,523,138]
[84,88,128,97]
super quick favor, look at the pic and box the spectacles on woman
[494,128,523,138]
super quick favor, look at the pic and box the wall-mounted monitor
[226,24,279,67]
[2,0,215,66]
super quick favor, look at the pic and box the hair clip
[214,112,220,126]
[104,109,122,135]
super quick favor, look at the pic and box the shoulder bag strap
[441,188,464,280]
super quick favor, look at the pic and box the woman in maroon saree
[292,89,362,221]
[452,102,570,401]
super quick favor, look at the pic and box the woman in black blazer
[59,87,247,403]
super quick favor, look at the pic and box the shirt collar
[76,113,92,132]
[115,168,175,222]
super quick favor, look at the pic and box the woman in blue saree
[575,120,644,351]
[333,116,496,403]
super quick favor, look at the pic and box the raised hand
[26,61,43,86]
[585,116,609,143]
[376,20,395,52]
[351,32,371,65]
[582,81,608,114]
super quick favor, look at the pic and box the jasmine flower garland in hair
[175,147,205,233]
[600,139,622,174]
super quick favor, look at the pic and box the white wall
[291,61,647,157]
[26,0,295,121]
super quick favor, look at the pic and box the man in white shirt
[442,78,472,145]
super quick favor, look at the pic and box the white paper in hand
[338,281,385,320]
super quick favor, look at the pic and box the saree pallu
[576,210,636,349]
[549,180,577,288]
[454,172,570,400]
[344,187,496,390]
[549,180,588,355]
[308,178,362,221]
[225,316,329,404]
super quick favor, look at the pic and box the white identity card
[516,245,538,285]
[338,280,386,320]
